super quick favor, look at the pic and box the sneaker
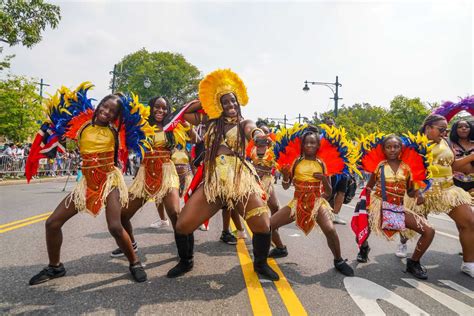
[129,262,147,282]
[150,219,169,229]
[333,214,347,225]
[199,224,209,231]
[220,230,237,245]
[334,259,354,276]
[461,262,474,278]
[269,246,288,258]
[235,230,247,239]
[395,243,408,258]
[356,245,371,263]
[110,241,138,258]
[406,258,428,279]
[29,263,66,285]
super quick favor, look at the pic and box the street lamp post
[302,76,342,117]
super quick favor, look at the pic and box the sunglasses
[432,126,448,133]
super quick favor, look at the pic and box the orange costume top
[128,129,179,202]
[288,159,331,235]
[69,123,128,216]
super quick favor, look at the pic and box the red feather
[360,143,385,173]
[276,138,301,171]
[316,138,346,175]
[25,131,46,183]
[400,147,427,187]
[64,109,94,140]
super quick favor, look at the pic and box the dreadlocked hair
[148,96,175,149]
[420,114,446,133]
[204,97,246,182]
[91,94,124,166]
[292,126,320,177]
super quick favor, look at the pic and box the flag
[351,188,370,248]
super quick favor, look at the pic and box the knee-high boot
[253,231,279,281]
[167,232,194,278]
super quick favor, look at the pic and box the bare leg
[316,207,341,259]
[449,204,474,262]
[45,195,79,266]
[404,213,434,262]
[267,189,283,247]
[269,206,294,248]
[231,208,244,231]
[106,189,138,264]
[222,206,231,231]
[162,188,180,229]
[157,202,166,221]
[120,196,146,244]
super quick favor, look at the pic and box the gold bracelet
[251,127,264,139]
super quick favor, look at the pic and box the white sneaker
[199,224,209,231]
[150,219,169,229]
[461,261,474,278]
[332,214,347,225]
[395,243,408,258]
[235,230,247,239]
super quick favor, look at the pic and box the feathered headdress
[26,82,95,182]
[433,95,474,122]
[273,123,359,176]
[357,132,433,188]
[199,69,248,119]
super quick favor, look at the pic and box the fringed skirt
[204,155,265,210]
[261,174,275,195]
[414,177,471,216]
[128,150,179,204]
[368,193,429,240]
[176,164,193,198]
[67,151,128,217]
[287,180,332,235]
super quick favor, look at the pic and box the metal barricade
[0,155,79,179]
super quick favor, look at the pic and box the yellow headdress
[198,69,249,119]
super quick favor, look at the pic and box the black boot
[252,232,279,281]
[356,244,370,263]
[167,233,194,278]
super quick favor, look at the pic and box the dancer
[28,84,154,284]
[110,96,190,257]
[416,114,474,277]
[355,133,435,279]
[449,119,474,196]
[269,124,357,276]
[167,69,279,281]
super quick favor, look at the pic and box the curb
[0,176,70,186]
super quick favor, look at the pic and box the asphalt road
[1,177,473,315]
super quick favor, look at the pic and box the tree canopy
[113,48,201,108]
[0,0,61,48]
[0,75,44,142]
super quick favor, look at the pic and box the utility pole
[298,113,301,124]
[110,64,118,93]
[284,114,287,128]
[35,78,50,102]
[303,76,342,117]
[331,76,341,118]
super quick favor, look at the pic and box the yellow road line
[230,221,272,316]
[243,221,308,316]
[0,211,52,229]
[0,215,50,233]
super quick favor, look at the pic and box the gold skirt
[414,177,471,216]
[204,155,264,210]
[261,174,275,195]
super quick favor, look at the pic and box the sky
[4,0,473,125]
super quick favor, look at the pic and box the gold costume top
[205,123,242,152]
[429,139,454,178]
[78,124,115,154]
[172,149,190,165]
[293,159,325,183]
[151,130,167,148]
[373,161,411,205]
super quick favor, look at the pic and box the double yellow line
[0,211,52,234]
[231,221,307,316]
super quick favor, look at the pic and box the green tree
[0,75,43,142]
[382,95,430,134]
[113,48,201,107]
[0,0,61,48]
[0,46,14,71]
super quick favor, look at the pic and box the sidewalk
[0,176,70,186]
